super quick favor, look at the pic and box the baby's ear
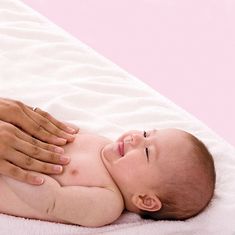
[131,193,162,212]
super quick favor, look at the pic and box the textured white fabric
[0,0,235,234]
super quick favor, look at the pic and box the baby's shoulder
[99,185,124,222]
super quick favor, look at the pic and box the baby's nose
[130,133,144,145]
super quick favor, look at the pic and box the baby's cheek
[120,159,139,177]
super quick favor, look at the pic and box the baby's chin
[100,142,121,166]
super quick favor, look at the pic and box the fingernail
[56,138,67,145]
[53,165,63,172]
[34,176,44,184]
[60,156,70,163]
[54,147,64,154]
[66,126,77,134]
[67,134,76,142]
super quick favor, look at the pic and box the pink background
[22,0,235,147]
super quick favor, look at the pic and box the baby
[0,128,215,227]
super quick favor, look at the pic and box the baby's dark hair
[139,132,216,221]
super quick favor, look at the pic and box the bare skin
[0,98,79,185]
[0,128,207,227]
[0,132,124,227]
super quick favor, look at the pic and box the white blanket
[0,0,235,234]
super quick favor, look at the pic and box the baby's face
[101,128,193,196]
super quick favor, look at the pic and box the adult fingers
[15,127,67,162]
[0,160,44,185]
[29,106,79,134]
[25,106,78,144]
[14,136,69,167]
[15,109,69,146]
[6,150,64,175]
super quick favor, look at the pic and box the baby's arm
[3,173,123,227]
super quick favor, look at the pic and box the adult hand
[0,98,79,145]
[0,120,71,185]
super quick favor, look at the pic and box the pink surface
[22,0,235,147]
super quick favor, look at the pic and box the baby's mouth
[118,141,124,157]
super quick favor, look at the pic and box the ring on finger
[32,107,38,112]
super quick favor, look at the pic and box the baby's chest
[52,139,112,188]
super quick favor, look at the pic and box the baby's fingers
[0,160,44,185]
